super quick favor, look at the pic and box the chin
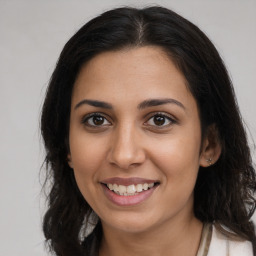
[102,213,159,234]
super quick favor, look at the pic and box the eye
[145,113,175,128]
[82,113,111,127]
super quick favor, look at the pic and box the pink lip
[100,178,159,206]
[100,177,158,186]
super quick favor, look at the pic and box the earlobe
[199,125,222,167]
[67,154,74,169]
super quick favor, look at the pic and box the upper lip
[100,177,159,186]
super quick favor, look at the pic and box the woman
[41,6,256,256]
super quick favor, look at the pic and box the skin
[68,46,221,256]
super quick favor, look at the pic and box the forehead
[72,46,194,110]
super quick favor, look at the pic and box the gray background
[0,0,255,255]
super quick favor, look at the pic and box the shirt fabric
[197,223,254,256]
[83,222,254,256]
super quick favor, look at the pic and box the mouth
[100,177,160,206]
[102,182,160,196]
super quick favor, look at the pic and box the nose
[107,124,146,170]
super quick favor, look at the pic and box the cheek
[150,133,201,180]
[70,128,101,162]
[69,136,108,208]
[69,133,107,186]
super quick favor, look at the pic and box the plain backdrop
[0,0,255,255]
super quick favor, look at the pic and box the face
[69,46,209,234]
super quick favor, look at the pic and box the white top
[197,223,254,256]
[208,225,253,256]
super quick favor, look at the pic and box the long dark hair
[41,6,256,256]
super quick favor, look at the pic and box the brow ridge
[138,98,185,110]
[74,99,113,110]
[74,98,185,111]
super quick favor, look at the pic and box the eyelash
[144,112,176,129]
[81,112,177,129]
[81,112,111,127]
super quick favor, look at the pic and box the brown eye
[153,115,165,126]
[146,113,175,128]
[83,113,111,127]
[92,116,104,125]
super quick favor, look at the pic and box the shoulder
[208,224,254,256]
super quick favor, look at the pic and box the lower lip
[101,184,158,206]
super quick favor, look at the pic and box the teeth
[136,184,143,192]
[119,185,126,194]
[143,183,148,190]
[107,182,155,196]
[127,185,136,193]
[113,184,119,192]
[148,183,154,188]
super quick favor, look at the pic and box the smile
[107,183,155,196]
[100,177,160,206]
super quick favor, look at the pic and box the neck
[99,214,203,256]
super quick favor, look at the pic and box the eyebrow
[138,98,185,110]
[74,98,185,111]
[74,99,113,110]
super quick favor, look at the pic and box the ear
[67,154,74,169]
[199,124,222,167]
